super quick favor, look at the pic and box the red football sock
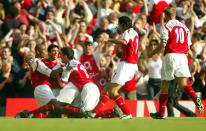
[159,93,168,117]
[184,78,197,101]
[100,113,115,118]
[64,105,81,114]
[93,93,110,114]
[96,108,114,118]
[114,94,131,115]
[37,113,46,118]
[30,104,54,115]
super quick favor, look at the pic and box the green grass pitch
[0,117,206,131]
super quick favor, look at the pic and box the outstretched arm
[108,38,127,45]
[148,42,166,58]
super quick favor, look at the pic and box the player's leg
[177,77,204,114]
[55,82,80,114]
[106,82,132,119]
[93,106,121,118]
[93,83,111,115]
[159,80,170,115]
[55,84,83,117]
[80,83,100,117]
[173,98,197,117]
[166,97,175,117]
[150,80,170,119]
[182,78,197,100]
[15,85,56,118]
[127,91,137,100]
[174,54,204,114]
[109,62,138,119]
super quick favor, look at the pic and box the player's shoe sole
[120,114,132,119]
[194,97,204,114]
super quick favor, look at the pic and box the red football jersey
[61,60,93,91]
[160,20,192,54]
[92,68,110,95]
[149,0,171,24]
[80,54,99,76]
[121,28,139,64]
[30,59,52,88]
[42,58,62,89]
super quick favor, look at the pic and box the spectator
[96,0,114,28]
[92,18,113,41]
[136,58,149,100]
[12,1,40,26]
[0,61,15,116]
[148,0,172,25]
[108,12,118,35]
[119,1,137,22]
[1,6,21,36]
[147,40,162,100]
[79,20,93,42]
[80,40,100,77]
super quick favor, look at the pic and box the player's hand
[66,66,73,71]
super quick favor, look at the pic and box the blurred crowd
[0,0,206,116]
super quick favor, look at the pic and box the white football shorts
[81,82,100,111]
[34,85,60,107]
[56,82,80,104]
[161,53,191,80]
[111,61,138,85]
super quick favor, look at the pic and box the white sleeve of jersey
[69,60,78,68]
[160,24,169,43]
[121,30,130,44]
[61,69,71,83]
[31,58,52,77]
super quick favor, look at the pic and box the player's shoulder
[167,20,189,31]
[41,58,50,63]
[69,59,79,68]
[125,28,138,36]
[33,58,43,63]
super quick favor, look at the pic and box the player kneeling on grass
[56,47,121,118]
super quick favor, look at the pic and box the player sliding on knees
[15,44,79,118]
[55,47,120,118]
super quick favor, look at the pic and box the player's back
[121,28,139,64]
[163,20,191,54]
[69,59,93,91]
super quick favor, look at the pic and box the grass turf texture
[0,117,206,131]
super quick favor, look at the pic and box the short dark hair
[118,16,132,30]
[61,47,74,60]
[10,6,19,18]
[48,44,59,52]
